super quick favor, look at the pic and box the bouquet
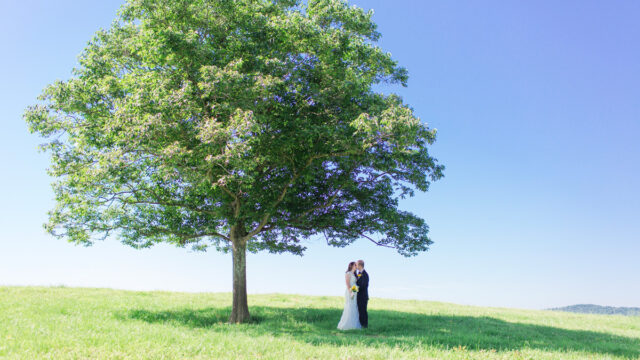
[350,285,359,299]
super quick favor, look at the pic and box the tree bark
[229,225,250,323]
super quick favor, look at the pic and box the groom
[355,259,369,328]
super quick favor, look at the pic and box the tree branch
[118,198,220,217]
[245,150,361,239]
[139,227,230,242]
[359,232,395,249]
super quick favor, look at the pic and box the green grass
[0,286,638,359]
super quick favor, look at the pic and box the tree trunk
[229,226,250,323]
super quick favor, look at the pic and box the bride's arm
[344,273,350,289]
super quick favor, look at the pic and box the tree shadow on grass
[114,306,640,359]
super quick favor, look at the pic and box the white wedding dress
[337,272,362,330]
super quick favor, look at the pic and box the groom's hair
[357,260,365,267]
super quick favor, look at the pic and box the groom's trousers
[357,297,368,328]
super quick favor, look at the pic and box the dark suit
[355,269,369,328]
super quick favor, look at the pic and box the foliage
[23,0,443,258]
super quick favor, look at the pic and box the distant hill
[550,304,640,316]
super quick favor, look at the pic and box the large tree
[24,0,444,323]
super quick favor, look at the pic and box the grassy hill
[0,286,638,359]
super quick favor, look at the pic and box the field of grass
[0,286,638,359]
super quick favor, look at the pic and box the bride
[337,261,362,330]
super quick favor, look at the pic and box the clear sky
[1,0,638,310]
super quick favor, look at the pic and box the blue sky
[1,0,638,310]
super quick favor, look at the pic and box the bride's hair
[346,261,356,273]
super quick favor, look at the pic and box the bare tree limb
[359,232,394,249]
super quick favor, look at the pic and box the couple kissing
[337,259,369,330]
